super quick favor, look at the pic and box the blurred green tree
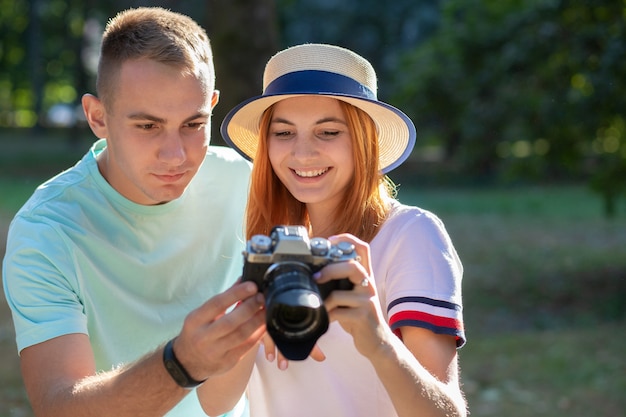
[0,0,276,139]
[0,0,100,129]
[394,0,625,215]
[3,0,624,215]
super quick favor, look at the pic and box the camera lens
[263,262,329,341]
[272,303,316,333]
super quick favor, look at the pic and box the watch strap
[163,338,206,389]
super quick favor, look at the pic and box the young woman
[221,43,467,417]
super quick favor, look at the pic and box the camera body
[241,225,356,360]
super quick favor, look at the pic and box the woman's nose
[291,134,318,159]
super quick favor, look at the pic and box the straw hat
[220,43,416,173]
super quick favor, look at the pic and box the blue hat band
[264,70,376,100]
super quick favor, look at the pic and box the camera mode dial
[310,237,330,256]
[330,241,355,259]
[250,234,273,253]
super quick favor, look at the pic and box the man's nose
[158,130,186,164]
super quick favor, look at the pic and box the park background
[1,0,625,416]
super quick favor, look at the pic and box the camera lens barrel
[263,261,330,360]
[264,262,326,336]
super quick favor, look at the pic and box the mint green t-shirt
[3,139,252,416]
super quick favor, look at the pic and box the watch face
[163,339,205,388]
[164,357,193,387]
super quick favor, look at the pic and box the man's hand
[174,281,266,381]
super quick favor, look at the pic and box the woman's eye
[319,130,340,139]
[272,130,293,138]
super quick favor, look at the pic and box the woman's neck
[306,202,337,238]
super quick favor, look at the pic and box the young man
[2,8,264,416]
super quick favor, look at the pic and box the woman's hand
[314,233,390,358]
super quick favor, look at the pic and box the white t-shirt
[3,139,252,417]
[247,201,465,417]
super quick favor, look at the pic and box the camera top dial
[310,238,330,256]
[330,241,355,259]
[250,234,273,253]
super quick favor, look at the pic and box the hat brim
[220,92,416,174]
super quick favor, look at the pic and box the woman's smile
[292,167,331,178]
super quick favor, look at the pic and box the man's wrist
[162,338,206,389]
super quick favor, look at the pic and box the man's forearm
[36,347,188,417]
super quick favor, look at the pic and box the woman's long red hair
[245,100,394,242]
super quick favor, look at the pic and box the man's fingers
[210,313,266,369]
[187,281,259,326]
[218,297,266,345]
[178,282,263,357]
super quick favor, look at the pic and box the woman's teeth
[294,168,329,178]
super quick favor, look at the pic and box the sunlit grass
[461,319,626,416]
[398,184,626,329]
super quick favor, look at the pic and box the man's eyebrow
[127,113,165,123]
[126,112,211,124]
[184,112,211,123]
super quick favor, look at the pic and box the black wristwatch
[163,338,206,389]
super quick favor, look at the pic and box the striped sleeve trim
[388,296,466,348]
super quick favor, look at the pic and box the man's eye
[185,122,206,129]
[138,123,156,130]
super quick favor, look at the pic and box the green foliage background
[392,0,626,215]
[2,0,624,213]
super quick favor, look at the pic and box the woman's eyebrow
[270,116,346,125]
[270,117,294,125]
[315,117,347,125]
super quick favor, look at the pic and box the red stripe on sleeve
[389,310,464,332]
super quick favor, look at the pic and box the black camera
[241,225,357,360]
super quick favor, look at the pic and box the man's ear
[82,94,108,138]
[211,90,220,109]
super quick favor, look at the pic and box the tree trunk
[206,0,278,147]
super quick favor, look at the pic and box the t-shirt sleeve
[3,218,87,354]
[378,208,466,348]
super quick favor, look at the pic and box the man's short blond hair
[96,7,215,108]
